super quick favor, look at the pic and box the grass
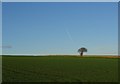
[2,55,119,82]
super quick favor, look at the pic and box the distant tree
[78,47,87,56]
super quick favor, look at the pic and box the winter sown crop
[2,55,119,83]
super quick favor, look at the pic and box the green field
[2,55,119,82]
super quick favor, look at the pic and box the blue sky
[3,2,118,55]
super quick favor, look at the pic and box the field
[2,55,119,83]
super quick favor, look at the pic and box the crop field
[2,55,119,83]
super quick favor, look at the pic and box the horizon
[1,54,118,56]
[3,2,118,55]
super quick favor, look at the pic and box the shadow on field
[1,82,119,84]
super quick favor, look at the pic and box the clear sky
[3,2,118,55]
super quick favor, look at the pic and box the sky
[1,0,119,2]
[2,2,118,55]
[0,2,2,55]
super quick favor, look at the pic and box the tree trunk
[80,52,83,56]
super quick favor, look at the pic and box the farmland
[2,55,119,83]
